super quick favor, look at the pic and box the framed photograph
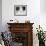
[14,5,27,16]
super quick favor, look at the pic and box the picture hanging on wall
[14,5,27,16]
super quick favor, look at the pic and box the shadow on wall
[0,0,2,32]
[40,0,46,14]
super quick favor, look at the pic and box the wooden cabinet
[7,23,34,46]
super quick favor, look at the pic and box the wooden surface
[7,23,34,46]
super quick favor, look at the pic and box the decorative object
[1,31,12,46]
[8,19,19,23]
[0,32,5,46]
[36,25,45,46]
[43,31,46,41]
[25,20,30,23]
[14,5,27,16]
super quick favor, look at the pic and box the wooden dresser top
[7,23,34,25]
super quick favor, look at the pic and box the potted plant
[36,25,45,46]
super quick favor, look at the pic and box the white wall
[0,0,2,32]
[40,0,46,31]
[2,0,46,46]
[40,0,46,13]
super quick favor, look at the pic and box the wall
[0,0,2,32]
[2,0,46,46]
[40,0,46,31]
[2,0,40,30]
[40,0,46,13]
